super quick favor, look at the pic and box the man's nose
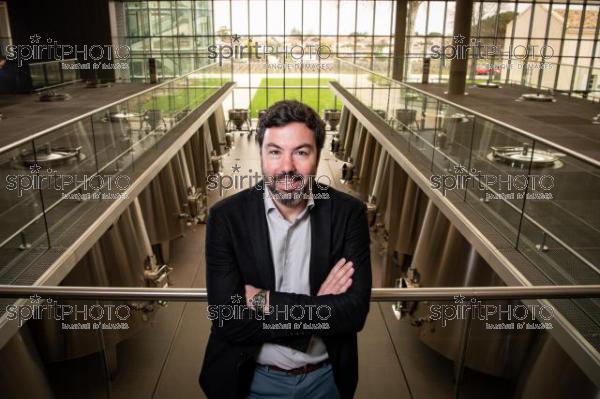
[280,153,295,174]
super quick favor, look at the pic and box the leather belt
[259,360,329,375]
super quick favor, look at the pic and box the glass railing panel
[395,298,530,398]
[332,58,599,273]
[60,59,78,84]
[0,142,51,281]
[517,143,600,283]
[455,299,599,398]
[339,63,358,95]
[40,174,102,248]
[389,87,416,141]
[431,103,475,174]
[413,92,439,158]
[383,296,599,398]
[379,299,462,397]
[91,105,137,175]
[45,61,62,87]
[463,119,533,245]
[355,88,373,109]
[0,142,48,249]
[31,117,98,215]
[0,63,230,283]
[369,84,391,123]
[29,63,47,89]
[0,289,598,398]
[2,317,110,398]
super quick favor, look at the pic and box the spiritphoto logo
[429,164,554,199]
[3,34,130,67]
[5,294,131,330]
[206,163,332,197]
[207,294,332,331]
[5,163,130,199]
[208,34,331,66]
[430,34,554,64]
[429,295,554,330]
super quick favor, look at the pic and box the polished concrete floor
[40,132,511,399]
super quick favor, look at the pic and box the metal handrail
[334,58,600,167]
[0,285,598,302]
[0,61,222,154]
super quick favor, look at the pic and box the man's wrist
[250,289,270,312]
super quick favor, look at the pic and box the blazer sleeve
[267,200,372,336]
[205,205,312,344]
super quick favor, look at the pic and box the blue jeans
[248,363,341,399]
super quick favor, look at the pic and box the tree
[216,26,230,38]
[473,11,516,38]
[407,2,423,37]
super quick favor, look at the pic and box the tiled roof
[553,9,598,30]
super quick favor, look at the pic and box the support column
[392,0,408,81]
[448,0,474,95]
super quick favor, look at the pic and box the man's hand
[317,258,354,296]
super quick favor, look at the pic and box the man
[199,100,372,399]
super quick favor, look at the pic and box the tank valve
[144,264,171,288]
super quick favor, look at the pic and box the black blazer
[199,182,372,399]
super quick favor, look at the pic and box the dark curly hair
[257,100,326,154]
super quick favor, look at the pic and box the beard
[263,170,312,208]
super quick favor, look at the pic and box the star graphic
[453,294,466,304]
[232,163,241,173]
[453,164,467,174]
[231,294,243,304]
[29,163,42,173]
[30,294,43,304]
[30,34,41,44]
[231,34,241,43]
[454,34,465,44]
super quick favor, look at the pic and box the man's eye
[296,150,308,156]
[269,150,280,156]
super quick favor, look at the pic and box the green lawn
[141,77,342,117]
[249,78,341,117]
[143,77,225,113]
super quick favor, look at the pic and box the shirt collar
[264,188,315,219]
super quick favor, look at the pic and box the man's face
[260,121,319,207]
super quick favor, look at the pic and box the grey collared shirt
[255,190,329,369]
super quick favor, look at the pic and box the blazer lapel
[245,183,276,291]
[309,185,331,295]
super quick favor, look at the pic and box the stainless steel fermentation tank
[336,105,597,391]
[0,108,224,394]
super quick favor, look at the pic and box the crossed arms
[205,200,372,345]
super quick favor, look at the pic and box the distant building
[502,4,598,95]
